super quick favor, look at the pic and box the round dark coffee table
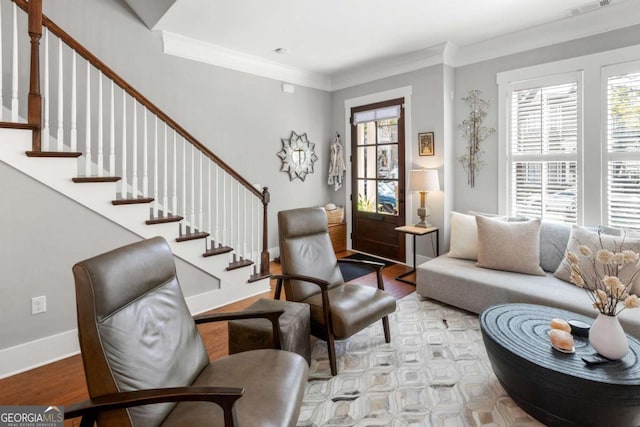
[480,304,640,427]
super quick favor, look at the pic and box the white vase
[589,313,629,360]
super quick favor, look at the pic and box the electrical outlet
[32,295,46,315]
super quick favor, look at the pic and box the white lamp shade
[409,169,440,192]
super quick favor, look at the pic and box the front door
[351,98,406,261]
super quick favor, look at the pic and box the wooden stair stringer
[0,128,270,310]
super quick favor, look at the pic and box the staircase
[0,0,272,310]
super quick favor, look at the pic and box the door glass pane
[357,122,377,145]
[357,146,377,179]
[357,179,376,212]
[377,119,398,144]
[377,145,399,179]
[377,180,398,215]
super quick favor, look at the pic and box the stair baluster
[97,71,104,177]
[42,28,49,150]
[142,109,148,198]
[56,36,63,152]
[171,130,177,215]
[131,100,137,196]
[161,123,168,216]
[152,116,159,217]
[84,61,91,176]
[70,51,77,152]
[120,90,127,198]
[12,2,19,122]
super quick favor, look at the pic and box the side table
[394,225,438,285]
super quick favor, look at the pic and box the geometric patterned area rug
[296,293,544,426]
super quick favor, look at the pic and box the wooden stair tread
[145,214,183,225]
[0,122,37,130]
[26,151,82,158]
[176,231,210,242]
[226,259,254,271]
[73,176,121,183]
[112,196,154,205]
[248,272,272,283]
[203,245,234,257]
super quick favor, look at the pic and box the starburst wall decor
[277,131,318,181]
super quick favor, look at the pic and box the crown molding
[161,31,332,91]
[332,2,640,88]
[160,1,640,93]
[330,43,452,92]
[452,0,640,67]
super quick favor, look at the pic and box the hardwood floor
[0,253,415,426]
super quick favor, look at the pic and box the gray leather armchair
[273,207,397,375]
[65,237,308,427]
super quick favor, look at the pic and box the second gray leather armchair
[274,207,397,375]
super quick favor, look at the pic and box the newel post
[260,187,271,276]
[28,0,43,151]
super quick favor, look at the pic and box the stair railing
[6,0,271,279]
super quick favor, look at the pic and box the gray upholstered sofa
[416,219,640,339]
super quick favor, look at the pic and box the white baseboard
[0,329,80,379]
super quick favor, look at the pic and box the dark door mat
[342,253,396,267]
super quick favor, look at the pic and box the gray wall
[42,0,333,252]
[0,162,217,349]
[330,65,449,259]
[454,24,640,215]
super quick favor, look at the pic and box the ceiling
[124,0,640,90]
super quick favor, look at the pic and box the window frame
[497,43,640,228]
[500,72,583,223]
[600,60,640,228]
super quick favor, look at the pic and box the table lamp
[409,169,440,227]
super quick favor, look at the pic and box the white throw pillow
[475,216,546,276]
[447,211,480,260]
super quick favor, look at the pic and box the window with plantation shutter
[508,80,579,223]
[499,48,640,229]
[606,71,640,230]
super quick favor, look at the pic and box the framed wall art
[418,132,434,156]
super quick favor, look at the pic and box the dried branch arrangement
[458,90,495,188]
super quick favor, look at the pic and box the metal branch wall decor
[277,131,318,181]
[458,90,495,188]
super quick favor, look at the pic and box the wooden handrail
[13,0,262,200]
[15,0,270,276]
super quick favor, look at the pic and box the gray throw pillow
[539,221,572,273]
[554,225,640,294]
[476,216,545,276]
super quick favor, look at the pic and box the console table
[480,304,640,427]
[394,225,438,285]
